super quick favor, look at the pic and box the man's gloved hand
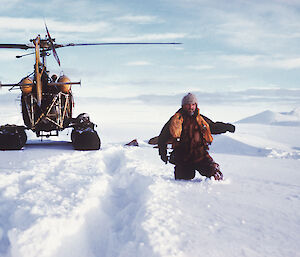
[159,147,168,164]
[213,170,223,181]
[160,154,169,164]
[226,123,235,133]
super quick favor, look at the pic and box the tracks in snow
[1,145,231,257]
[1,146,158,257]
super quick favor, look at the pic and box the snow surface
[0,91,300,257]
[237,107,300,126]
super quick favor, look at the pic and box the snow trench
[1,146,155,257]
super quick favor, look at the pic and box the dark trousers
[174,155,221,180]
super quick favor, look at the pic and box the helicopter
[0,24,181,150]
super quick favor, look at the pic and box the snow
[0,90,300,257]
[237,107,300,126]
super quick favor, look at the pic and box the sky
[0,0,300,97]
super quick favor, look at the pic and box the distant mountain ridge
[1,88,300,105]
[236,107,300,126]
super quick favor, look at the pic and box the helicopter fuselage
[21,74,74,136]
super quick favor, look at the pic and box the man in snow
[158,93,235,181]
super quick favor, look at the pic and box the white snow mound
[236,108,300,126]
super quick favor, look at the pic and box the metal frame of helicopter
[0,25,181,150]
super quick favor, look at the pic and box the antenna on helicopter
[16,52,35,58]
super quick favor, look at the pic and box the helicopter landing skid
[0,125,27,150]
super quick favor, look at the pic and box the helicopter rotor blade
[45,23,61,66]
[0,44,33,50]
[51,47,61,66]
[54,42,182,48]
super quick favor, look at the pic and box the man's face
[183,103,196,116]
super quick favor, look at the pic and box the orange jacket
[169,109,213,145]
[158,108,234,164]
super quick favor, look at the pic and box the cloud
[271,57,300,69]
[101,33,186,42]
[115,15,163,24]
[220,54,300,70]
[221,4,300,54]
[0,17,42,31]
[0,0,22,10]
[186,65,214,70]
[0,16,113,43]
[216,19,266,49]
[0,50,25,60]
[220,54,263,67]
[46,20,111,34]
[1,0,300,93]
[166,0,300,55]
[201,74,240,80]
[0,15,185,43]
[126,61,152,66]
[0,17,111,34]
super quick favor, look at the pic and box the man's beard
[187,110,194,116]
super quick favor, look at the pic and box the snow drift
[237,107,300,126]
[0,89,299,257]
